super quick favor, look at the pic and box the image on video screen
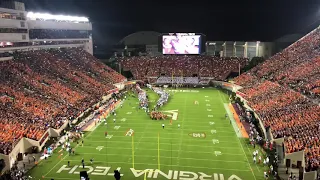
[162,35,201,54]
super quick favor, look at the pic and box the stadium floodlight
[27,12,89,22]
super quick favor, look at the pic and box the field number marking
[212,139,219,144]
[189,132,206,138]
[211,130,217,134]
[96,146,104,151]
[209,122,215,125]
[114,126,120,130]
[206,104,211,107]
[208,115,213,118]
[207,109,212,111]
[126,112,132,115]
[105,135,113,139]
[214,151,222,156]
[205,99,210,102]
[120,118,126,122]
[205,96,209,98]
[125,129,134,136]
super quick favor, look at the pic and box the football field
[28,88,267,180]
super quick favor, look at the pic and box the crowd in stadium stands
[0,48,125,155]
[0,41,88,49]
[242,28,320,100]
[233,27,320,171]
[29,29,90,39]
[120,56,248,81]
[0,166,28,180]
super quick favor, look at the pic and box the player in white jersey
[263,171,268,179]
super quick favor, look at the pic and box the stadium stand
[233,27,320,172]
[119,56,248,81]
[0,48,125,156]
[237,27,320,100]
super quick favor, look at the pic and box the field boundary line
[223,103,242,137]
[244,139,261,172]
[237,137,258,180]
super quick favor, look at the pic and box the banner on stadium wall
[108,88,119,94]
[39,131,49,146]
[222,82,233,88]
[211,81,242,92]
[124,81,137,85]
[236,91,246,98]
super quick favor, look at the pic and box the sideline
[223,103,246,138]
[224,103,249,138]
[43,100,124,177]
[84,101,122,131]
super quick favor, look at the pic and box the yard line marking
[84,138,240,145]
[89,134,238,139]
[217,90,226,103]
[176,94,187,166]
[88,129,236,135]
[62,155,249,164]
[133,120,152,150]
[78,146,245,156]
[90,127,232,132]
[84,141,243,149]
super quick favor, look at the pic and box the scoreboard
[159,33,206,55]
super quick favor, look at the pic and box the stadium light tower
[27,12,89,22]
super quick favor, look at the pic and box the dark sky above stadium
[21,0,320,47]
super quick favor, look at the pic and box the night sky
[20,0,320,47]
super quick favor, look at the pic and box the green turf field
[28,88,269,180]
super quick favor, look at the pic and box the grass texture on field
[28,88,268,180]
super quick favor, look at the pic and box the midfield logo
[56,165,243,180]
[162,110,179,120]
[188,132,206,138]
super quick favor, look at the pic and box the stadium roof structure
[118,31,160,45]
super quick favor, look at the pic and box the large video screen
[162,33,201,54]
